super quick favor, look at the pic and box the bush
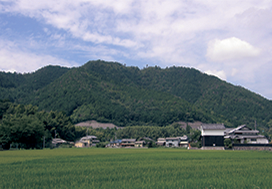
[96,142,108,148]
[190,141,201,148]
[224,138,232,149]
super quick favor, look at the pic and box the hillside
[0,60,272,129]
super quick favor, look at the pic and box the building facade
[200,124,225,147]
[224,125,269,144]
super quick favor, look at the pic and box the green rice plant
[0,148,271,188]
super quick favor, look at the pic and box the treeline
[75,124,201,144]
[0,100,75,149]
[0,100,202,149]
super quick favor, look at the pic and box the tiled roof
[201,124,225,130]
[81,136,97,140]
[157,138,166,141]
[121,139,136,142]
[166,137,179,140]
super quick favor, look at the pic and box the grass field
[0,148,271,189]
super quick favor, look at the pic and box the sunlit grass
[0,148,271,188]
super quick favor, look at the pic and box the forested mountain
[1,60,272,130]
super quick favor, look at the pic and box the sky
[0,0,272,100]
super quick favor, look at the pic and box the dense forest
[1,60,272,132]
[0,100,75,149]
[0,100,202,149]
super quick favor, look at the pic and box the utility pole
[255,120,257,130]
[43,136,45,149]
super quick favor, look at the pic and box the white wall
[201,129,224,136]
[257,138,269,144]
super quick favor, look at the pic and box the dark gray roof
[201,124,225,130]
[52,138,67,144]
[135,141,145,144]
[110,139,122,144]
[166,137,179,140]
[234,130,259,134]
[226,135,267,139]
[226,125,259,135]
[81,136,97,140]
[121,139,136,142]
[157,138,166,141]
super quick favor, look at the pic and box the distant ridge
[1,60,272,130]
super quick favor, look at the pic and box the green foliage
[188,129,201,143]
[1,60,272,129]
[0,114,44,149]
[74,124,187,142]
[0,101,76,149]
[224,138,232,149]
[96,141,109,148]
[116,125,186,140]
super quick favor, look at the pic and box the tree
[0,115,44,149]
[224,138,232,149]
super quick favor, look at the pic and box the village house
[224,124,269,144]
[52,138,69,147]
[120,139,136,148]
[75,136,100,147]
[108,139,122,148]
[200,123,225,149]
[156,138,166,146]
[165,137,180,147]
[179,135,189,148]
[135,140,145,147]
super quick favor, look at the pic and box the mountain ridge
[0,60,271,129]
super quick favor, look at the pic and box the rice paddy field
[0,148,271,189]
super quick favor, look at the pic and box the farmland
[0,148,271,189]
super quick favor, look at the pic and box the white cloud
[1,0,272,99]
[206,37,261,62]
[0,39,77,73]
[205,70,227,81]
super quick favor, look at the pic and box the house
[165,137,180,147]
[224,124,269,144]
[178,135,189,148]
[200,123,225,148]
[135,140,145,147]
[108,139,122,148]
[75,136,100,147]
[120,139,136,147]
[156,138,166,146]
[52,138,68,147]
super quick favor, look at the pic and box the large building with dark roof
[200,123,225,147]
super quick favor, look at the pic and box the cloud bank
[1,0,272,99]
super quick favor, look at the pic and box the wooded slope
[1,60,271,129]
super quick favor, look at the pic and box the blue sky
[0,0,272,100]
